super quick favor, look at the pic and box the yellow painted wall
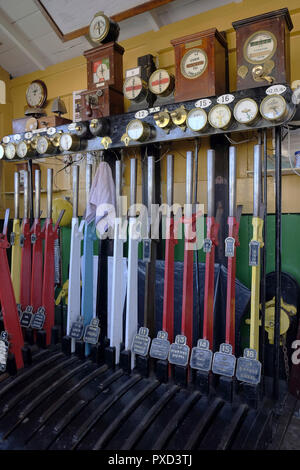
[1,0,300,217]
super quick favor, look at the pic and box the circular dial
[0,144,4,160]
[233,98,259,124]
[208,104,232,129]
[36,136,54,154]
[17,141,30,158]
[123,76,144,101]
[149,69,174,96]
[89,13,109,43]
[60,134,72,151]
[260,94,287,121]
[244,31,277,64]
[180,48,208,79]
[26,80,47,108]
[126,119,150,142]
[4,142,16,160]
[187,108,208,131]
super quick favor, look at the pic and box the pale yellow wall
[1,0,300,217]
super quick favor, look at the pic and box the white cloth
[85,161,116,235]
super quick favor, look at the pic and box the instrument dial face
[123,76,143,100]
[60,134,73,151]
[208,104,232,129]
[180,48,208,79]
[26,80,47,107]
[93,59,110,84]
[89,13,109,43]
[17,141,28,158]
[36,136,49,154]
[127,119,144,141]
[5,142,16,160]
[260,94,287,121]
[233,98,259,124]
[149,69,171,95]
[244,30,277,64]
[0,144,4,160]
[187,108,208,131]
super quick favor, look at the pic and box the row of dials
[123,69,175,102]
[0,93,289,158]
[125,94,289,142]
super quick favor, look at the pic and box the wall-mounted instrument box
[170,28,228,102]
[232,8,293,90]
[80,40,124,119]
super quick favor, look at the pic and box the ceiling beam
[0,7,50,71]
[35,0,175,43]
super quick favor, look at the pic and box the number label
[135,110,148,119]
[217,94,235,104]
[195,98,212,109]
[266,85,286,95]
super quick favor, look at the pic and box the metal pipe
[194,139,199,206]
[86,163,92,204]
[72,165,79,219]
[186,151,193,206]
[34,169,41,219]
[14,172,19,220]
[273,126,282,400]
[47,168,53,219]
[167,154,174,207]
[147,156,155,210]
[23,171,29,219]
[260,128,268,391]
[207,150,215,217]
[228,146,237,218]
[115,160,122,218]
[253,145,262,218]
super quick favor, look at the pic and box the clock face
[180,48,208,79]
[123,76,143,100]
[26,80,47,108]
[89,13,109,43]
[208,104,232,129]
[93,59,110,84]
[234,98,259,124]
[0,144,4,160]
[244,31,277,64]
[149,69,171,95]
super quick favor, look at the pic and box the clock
[186,108,208,132]
[26,80,47,108]
[123,76,148,103]
[232,8,293,90]
[171,28,228,102]
[89,12,120,45]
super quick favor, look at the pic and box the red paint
[180,213,197,348]
[151,78,169,86]
[42,217,60,345]
[0,222,24,369]
[30,219,44,312]
[225,216,240,354]
[20,219,32,310]
[203,216,219,349]
[162,217,178,344]
[125,85,142,91]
